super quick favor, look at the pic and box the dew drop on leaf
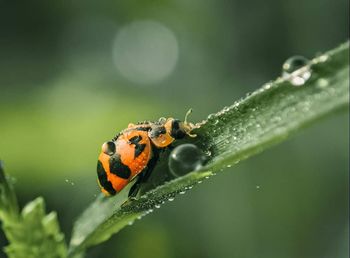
[168,144,205,177]
[317,78,329,88]
[282,55,311,86]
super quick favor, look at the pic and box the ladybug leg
[128,149,160,198]
[128,174,144,199]
[167,143,175,151]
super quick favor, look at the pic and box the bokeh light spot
[113,20,179,85]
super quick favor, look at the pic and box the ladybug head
[164,109,197,139]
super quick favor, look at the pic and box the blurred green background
[0,0,349,257]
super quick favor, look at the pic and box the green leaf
[68,42,349,257]
[1,163,68,258]
[3,197,67,258]
[0,161,19,220]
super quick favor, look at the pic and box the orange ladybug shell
[116,130,151,178]
[98,129,151,194]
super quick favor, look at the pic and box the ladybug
[97,110,196,197]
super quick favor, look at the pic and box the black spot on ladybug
[129,135,142,143]
[129,135,146,158]
[149,126,166,138]
[97,161,116,195]
[110,155,131,179]
[135,126,151,131]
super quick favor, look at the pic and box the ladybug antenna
[184,108,192,124]
[183,108,197,138]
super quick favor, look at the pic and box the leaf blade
[69,42,349,257]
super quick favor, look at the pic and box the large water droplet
[282,56,311,86]
[168,144,205,177]
[282,56,308,73]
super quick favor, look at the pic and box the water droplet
[223,106,230,112]
[155,204,161,209]
[282,56,311,86]
[179,191,186,194]
[227,164,232,168]
[158,117,167,123]
[198,180,202,184]
[204,150,212,157]
[262,82,272,90]
[317,78,329,88]
[282,56,308,73]
[65,179,75,186]
[317,54,329,63]
[256,185,261,189]
[148,209,154,213]
[168,197,175,201]
[128,221,134,226]
[187,185,193,189]
[213,119,219,125]
[207,113,215,120]
[137,216,142,220]
[168,144,206,177]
